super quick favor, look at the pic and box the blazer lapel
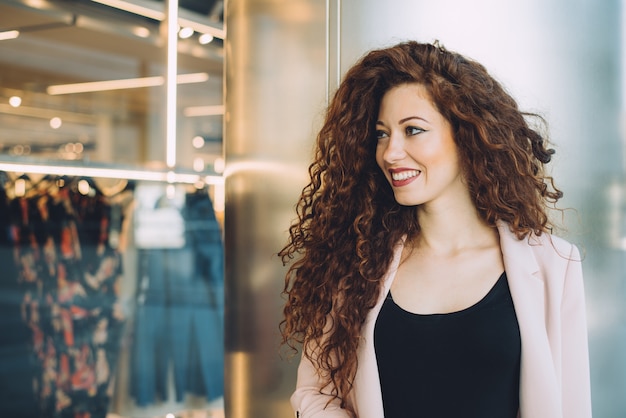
[497,221,561,417]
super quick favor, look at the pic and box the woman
[279,40,591,418]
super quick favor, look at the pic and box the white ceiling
[0,0,224,164]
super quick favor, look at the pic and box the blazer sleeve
[560,244,592,417]
[290,350,352,418]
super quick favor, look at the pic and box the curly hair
[279,40,562,413]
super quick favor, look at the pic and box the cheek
[424,139,460,170]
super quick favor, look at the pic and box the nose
[381,132,406,163]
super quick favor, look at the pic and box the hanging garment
[1,178,127,418]
[0,184,39,418]
[130,188,224,405]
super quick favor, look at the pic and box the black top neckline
[374,270,521,418]
[387,271,506,319]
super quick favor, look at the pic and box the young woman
[279,40,591,418]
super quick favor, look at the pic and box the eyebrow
[376,116,429,126]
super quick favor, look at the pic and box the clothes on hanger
[0,175,129,418]
[131,186,224,406]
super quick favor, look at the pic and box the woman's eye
[376,130,389,140]
[406,126,425,136]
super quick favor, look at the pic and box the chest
[390,245,504,314]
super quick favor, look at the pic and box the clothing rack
[0,161,224,186]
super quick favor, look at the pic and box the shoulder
[527,231,581,264]
[497,220,580,261]
[497,221,582,285]
[527,232,584,303]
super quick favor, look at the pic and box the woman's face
[375,83,466,208]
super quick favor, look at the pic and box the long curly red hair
[279,40,562,413]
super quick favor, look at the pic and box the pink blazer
[291,221,592,417]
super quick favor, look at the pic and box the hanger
[74,176,102,197]
[14,173,34,197]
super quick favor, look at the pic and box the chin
[396,201,420,207]
[392,193,421,207]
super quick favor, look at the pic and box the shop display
[0,173,132,418]
[130,184,224,407]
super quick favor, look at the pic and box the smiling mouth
[391,170,419,181]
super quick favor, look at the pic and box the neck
[414,199,497,255]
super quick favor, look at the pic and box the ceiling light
[132,26,151,38]
[50,117,62,129]
[199,33,214,45]
[192,135,205,148]
[213,157,225,174]
[47,72,209,95]
[184,105,224,117]
[9,96,22,107]
[179,27,194,39]
[166,0,179,169]
[193,157,205,172]
[91,0,225,39]
[0,103,96,123]
[91,0,163,20]
[0,30,19,41]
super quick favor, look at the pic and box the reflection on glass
[0,0,226,417]
[0,173,225,417]
[0,0,224,173]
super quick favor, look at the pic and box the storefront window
[0,0,224,174]
[0,1,225,417]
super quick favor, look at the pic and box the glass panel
[0,0,224,174]
[0,173,225,418]
[0,1,225,417]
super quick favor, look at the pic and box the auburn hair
[279,40,562,413]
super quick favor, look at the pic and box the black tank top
[374,272,520,418]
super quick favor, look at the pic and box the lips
[389,168,420,186]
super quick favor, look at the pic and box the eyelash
[376,130,388,139]
[376,126,425,139]
[406,126,425,136]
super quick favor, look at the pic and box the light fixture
[12,145,29,156]
[91,0,163,20]
[91,0,225,40]
[132,26,151,38]
[193,157,205,172]
[47,72,209,95]
[213,157,225,174]
[199,33,214,45]
[50,117,62,129]
[183,105,224,117]
[0,30,19,41]
[165,0,179,169]
[9,96,22,107]
[0,162,224,185]
[192,135,205,148]
[178,26,194,39]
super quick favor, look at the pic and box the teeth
[391,170,419,181]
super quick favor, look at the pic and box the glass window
[0,1,225,417]
[0,0,224,174]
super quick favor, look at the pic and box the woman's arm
[560,244,592,417]
[291,351,352,418]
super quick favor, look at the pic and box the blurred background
[0,0,624,417]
